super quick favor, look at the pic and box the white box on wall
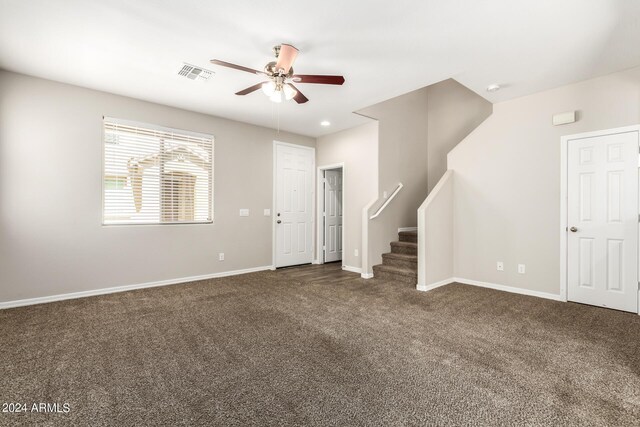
[552,111,576,126]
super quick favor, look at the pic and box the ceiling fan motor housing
[265,60,294,78]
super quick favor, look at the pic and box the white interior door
[275,143,314,268]
[324,169,343,263]
[567,130,639,312]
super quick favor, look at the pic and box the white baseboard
[398,227,418,232]
[0,265,274,310]
[312,259,321,265]
[417,277,563,302]
[416,277,454,292]
[361,272,374,279]
[454,277,563,301]
[342,265,362,274]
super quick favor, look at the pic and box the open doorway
[317,165,344,264]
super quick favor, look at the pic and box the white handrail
[369,183,403,220]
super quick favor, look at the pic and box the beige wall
[358,87,430,227]
[448,66,640,294]
[316,122,378,270]
[427,79,492,192]
[357,87,430,273]
[0,71,315,302]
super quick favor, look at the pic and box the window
[103,118,213,225]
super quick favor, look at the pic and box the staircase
[372,230,417,285]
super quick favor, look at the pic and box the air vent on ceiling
[178,63,213,81]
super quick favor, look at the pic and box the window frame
[101,117,214,226]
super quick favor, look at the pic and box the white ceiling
[1,0,639,137]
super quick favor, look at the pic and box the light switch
[263,209,271,216]
[518,264,526,274]
[497,261,504,271]
[239,209,249,217]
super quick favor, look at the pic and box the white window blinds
[103,118,213,225]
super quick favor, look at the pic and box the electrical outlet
[263,209,271,216]
[354,249,359,257]
[239,209,249,217]
[496,261,504,271]
[518,264,526,274]
[218,253,225,261]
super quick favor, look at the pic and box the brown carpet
[1,264,639,426]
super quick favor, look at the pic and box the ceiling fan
[210,44,345,104]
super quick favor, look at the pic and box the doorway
[561,125,640,313]
[317,165,344,264]
[273,141,315,268]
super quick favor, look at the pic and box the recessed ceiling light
[486,84,501,93]
[320,121,331,126]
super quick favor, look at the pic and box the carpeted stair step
[372,264,417,285]
[382,252,417,271]
[390,241,417,256]
[398,230,418,243]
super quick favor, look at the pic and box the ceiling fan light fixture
[283,84,297,100]
[262,81,276,96]
[270,90,283,103]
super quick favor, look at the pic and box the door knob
[570,226,578,232]
[277,220,282,224]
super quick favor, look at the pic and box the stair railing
[369,183,403,220]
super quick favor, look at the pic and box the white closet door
[567,130,638,312]
[275,144,314,268]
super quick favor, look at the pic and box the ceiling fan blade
[291,74,345,85]
[210,59,266,75]
[235,82,267,96]
[275,44,299,74]
[287,83,308,104]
